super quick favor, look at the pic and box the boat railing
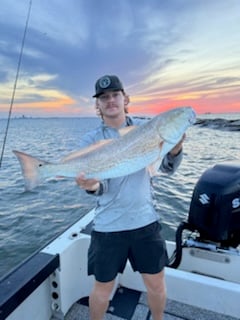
[0,251,59,320]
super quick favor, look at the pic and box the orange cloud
[129,90,240,115]
[0,96,79,117]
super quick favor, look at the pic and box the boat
[0,163,240,320]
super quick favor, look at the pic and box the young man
[76,75,184,320]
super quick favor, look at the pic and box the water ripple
[0,116,239,277]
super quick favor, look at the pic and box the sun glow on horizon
[1,1,240,118]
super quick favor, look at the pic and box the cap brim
[93,89,124,98]
[92,93,102,98]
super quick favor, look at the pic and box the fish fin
[13,150,47,190]
[118,126,136,136]
[61,127,136,163]
[61,140,113,163]
[147,141,164,177]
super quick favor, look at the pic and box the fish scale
[13,106,196,190]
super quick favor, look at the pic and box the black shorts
[88,221,169,282]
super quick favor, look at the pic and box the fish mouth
[189,108,196,125]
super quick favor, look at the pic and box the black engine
[188,163,240,247]
[169,163,240,268]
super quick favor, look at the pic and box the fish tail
[13,150,47,190]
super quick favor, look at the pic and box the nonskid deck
[65,286,238,320]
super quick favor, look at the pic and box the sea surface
[0,113,239,278]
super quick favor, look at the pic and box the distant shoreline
[0,112,240,121]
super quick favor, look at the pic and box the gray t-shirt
[79,116,182,232]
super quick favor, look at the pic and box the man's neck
[103,114,127,129]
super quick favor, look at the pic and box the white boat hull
[2,209,239,320]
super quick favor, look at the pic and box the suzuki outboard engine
[169,163,240,268]
[188,163,240,247]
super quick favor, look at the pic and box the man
[76,75,184,320]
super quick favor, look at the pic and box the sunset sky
[0,0,240,118]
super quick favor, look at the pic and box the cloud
[1,0,240,116]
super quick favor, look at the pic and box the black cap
[93,75,124,98]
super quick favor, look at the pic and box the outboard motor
[169,163,240,268]
[188,163,240,246]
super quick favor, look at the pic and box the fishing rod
[0,0,32,168]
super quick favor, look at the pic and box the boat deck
[65,285,237,320]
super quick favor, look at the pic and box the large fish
[13,106,196,190]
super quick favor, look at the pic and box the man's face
[96,90,127,118]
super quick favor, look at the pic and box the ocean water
[0,114,239,278]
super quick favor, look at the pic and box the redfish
[13,106,196,190]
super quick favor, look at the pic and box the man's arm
[160,134,185,174]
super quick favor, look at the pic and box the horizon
[1,110,239,121]
[1,0,240,118]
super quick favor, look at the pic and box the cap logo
[99,76,111,89]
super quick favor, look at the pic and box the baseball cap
[93,75,124,98]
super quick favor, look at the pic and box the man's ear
[124,94,130,105]
[95,100,102,117]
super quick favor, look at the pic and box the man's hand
[169,133,186,156]
[76,173,100,191]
